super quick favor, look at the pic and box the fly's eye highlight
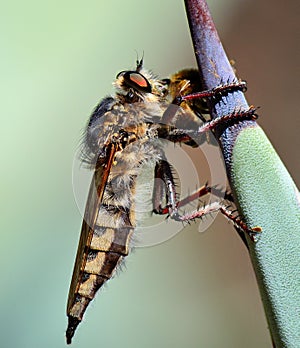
[128,73,148,89]
[117,71,152,93]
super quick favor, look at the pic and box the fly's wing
[66,143,117,342]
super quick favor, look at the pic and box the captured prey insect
[66,59,261,344]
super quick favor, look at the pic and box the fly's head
[114,58,169,104]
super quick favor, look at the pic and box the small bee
[66,59,259,344]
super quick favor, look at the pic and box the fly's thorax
[83,94,168,167]
[102,130,164,211]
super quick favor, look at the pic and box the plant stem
[184,1,300,347]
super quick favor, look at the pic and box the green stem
[184,1,300,347]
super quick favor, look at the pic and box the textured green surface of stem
[184,0,300,347]
[232,127,300,347]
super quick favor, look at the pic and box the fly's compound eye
[116,71,152,93]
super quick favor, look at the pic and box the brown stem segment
[184,0,257,174]
[184,0,241,96]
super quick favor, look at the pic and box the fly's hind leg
[172,203,262,242]
[152,160,261,242]
[152,159,212,218]
[152,159,178,216]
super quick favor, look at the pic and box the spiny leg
[219,205,262,242]
[161,79,247,125]
[152,160,219,217]
[176,184,211,211]
[156,81,261,241]
[178,80,247,103]
[158,106,259,147]
[152,164,261,242]
[152,160,234,217]
[177,185,235,209]
[171,201,262,242]
[158,81,258,152]
[166,106,259,142]
[197,106,259,134]
[156,124,200,147]
[152,160,213,218]
[152,159,178,216]
[154,183,212,216]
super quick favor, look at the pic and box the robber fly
[66,59,260,344]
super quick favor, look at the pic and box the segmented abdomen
[66,135,163,342]
[67,110,163,342]
[67,183,134,338]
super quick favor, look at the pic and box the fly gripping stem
[155,185,262,242]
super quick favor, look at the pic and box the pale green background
[1,1,298,348]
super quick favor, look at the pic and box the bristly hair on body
[66,58,261,344]
[66,60,200,344]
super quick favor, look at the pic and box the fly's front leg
[179,80,247,103]
[161,79,257,133]
[179,82,258,134]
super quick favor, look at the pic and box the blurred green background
[1,0,298,347]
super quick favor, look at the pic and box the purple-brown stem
[184,0,257,173]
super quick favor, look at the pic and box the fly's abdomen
[66,174,135,343]
[68,225,133,315]
[67,127,161,343]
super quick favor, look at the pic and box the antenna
[135,50,144,72]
